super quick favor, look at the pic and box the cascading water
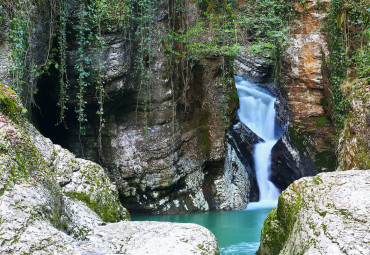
[134,76,284,255]
[235,76,281,208]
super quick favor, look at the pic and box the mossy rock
[0,83,26,124]
[70,191,128,222]
[257,208,286,255]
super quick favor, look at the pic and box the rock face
[257,170,370,255]
[270,132,316,191]
[203,141,250,210]
[31,0,239,214]
[284,0,330,120]
[0,9,11,85]
[337,80,370,170]
[282,0,337,173]
[0,83,219,254]
[226,120,262,201]
[234,50,273,83]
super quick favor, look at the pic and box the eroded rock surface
[284,0,330,119]
[283,0,337,173]
[258,170,370,255]
[52,0,239,214]
[0,83,220,254]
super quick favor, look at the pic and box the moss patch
[314,116,331,127]
[257,208,286,255]
[69,191,127,223]
[258,184,305,255]
[0,84,23,124]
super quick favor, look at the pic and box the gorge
[0,0,369,254]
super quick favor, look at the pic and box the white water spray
[235,76,280,209]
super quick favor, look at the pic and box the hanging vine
[57,0,69,125]
[1,0,58,109]
[74,0,90,136]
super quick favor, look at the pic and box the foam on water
[235,75,281,206]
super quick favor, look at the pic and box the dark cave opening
[31,67,71,148]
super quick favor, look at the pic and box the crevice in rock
[202,160,225,210]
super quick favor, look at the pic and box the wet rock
[226,120,262,201]
[203,143,250,210]
[234,50,273,83]
[270,132,316,191]
[258,170,370,255]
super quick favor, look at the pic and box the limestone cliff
[0,82,220,254]
[8,0,245,214]
[283,0,337,173]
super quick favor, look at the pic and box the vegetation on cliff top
[0,0,296,128]
[325,0,370,130]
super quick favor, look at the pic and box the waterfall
[235,76,280,209]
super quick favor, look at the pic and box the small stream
[133,76,281,254]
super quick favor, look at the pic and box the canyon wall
[30,0,247,214]
[0,82,219,254]
[2,0,365,216]
[283,0,337,173]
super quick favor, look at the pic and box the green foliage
[164,1,240,61]
[74,0,90,135]
[56,0,69,125]
[1,0,59,109]
[134,0,156,131]
[7,3,30,97]
[326,0,370,130]
[237,0,295,79]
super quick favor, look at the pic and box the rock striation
[283,0,337,173]
[22,0,242,214]
[258,170,370,255]
[0,83,219,254]
[284,0,330,120]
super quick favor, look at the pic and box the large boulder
[258,170,370,255]
[0,83,219,254]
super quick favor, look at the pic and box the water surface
[133,206,274,255]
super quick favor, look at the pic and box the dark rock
[227,119,262,201]
[234,50,273,84]
[270,132,316,191]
